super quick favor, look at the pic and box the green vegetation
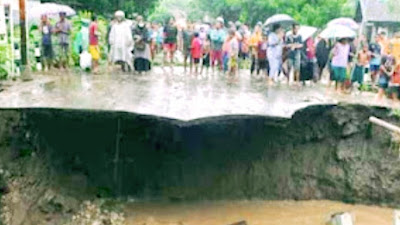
[42,0,159,17]
[150,0,353,26]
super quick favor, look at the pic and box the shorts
[163,43,176,52]
[370,64,380,72]
[42,44,53,59]
[211,50,223,65]
[229,56,238,69]
[89,45,100,61]
[351,65,365,84]
[288,55,301,71]
[193,58,200,64]
[378,75,389,89]
[203,54,210,67]
[332,66,346,82]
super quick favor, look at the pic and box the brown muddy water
[125,200,393,225]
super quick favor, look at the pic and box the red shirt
[191,37,202,59]
[257,41,267,60]
[89,22,98,45]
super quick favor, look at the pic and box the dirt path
[125,200,393,225]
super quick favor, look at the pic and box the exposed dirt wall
[0,105,398,207]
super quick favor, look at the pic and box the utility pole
[18,0,27,73]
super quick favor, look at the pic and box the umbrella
[264,14,295,27]
[29,3,76,20]
[328,18,359,30]
[319,24,356,39]
[286,26,318,42]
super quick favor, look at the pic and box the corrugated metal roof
[360,0,400,23]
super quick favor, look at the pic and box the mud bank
[0,105,399,207]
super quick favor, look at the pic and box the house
[355,0,400,40]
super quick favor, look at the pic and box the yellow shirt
[249,31,262,55]
[390,37,400,63]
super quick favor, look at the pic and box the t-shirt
[230,38,239,57]
[391,38,400,63]
[285,34,302,60]
[257,41,267,60]
[164,25,178,44]
[41,24,52,46]
[89,22,98,46]
[56,20,71,45]
[183,30,193,50]
[369,43,381,66]
[191,37,202,59]
[332,43,350,68]
[210,28,226,51]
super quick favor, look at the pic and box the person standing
[389,59,400,103]
[257,33,268,77]
[331,38,350,92]
[249,22,262,76]
[268,24,284,84]
[109,11,134,72]
[182,23,194,73]
[304,37,317,83]
[377,56,393,102]
[191,32,202,75]
[39,15,53,71]
[55,12,71,70]
[89,15,100,74]
[390,32,400,64]
[316,37,330,81]
[163,17,178,69]
[201,35,211,74]
[132,15,152,74]
[351,44,371,90]
[286,24,303,85]
[378,31,390,56]
[228,29,239,79]
[369,35,382,84]
[210,18,226,72]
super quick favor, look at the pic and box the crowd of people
[37,10,400,104]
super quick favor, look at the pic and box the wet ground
[125,200,393,225]
[0,67,394,120]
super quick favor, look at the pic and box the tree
[159,0,353,27]
[41,0,160,17]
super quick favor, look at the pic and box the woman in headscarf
[132,15,151,74]
[109,11,134,72]
[316,37,330,80]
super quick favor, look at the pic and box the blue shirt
[210,28,226,51]
[370,43,382,66]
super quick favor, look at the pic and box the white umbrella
[29,3,76,20]
[286,26,318,41]
[264,14,295,27]
[320,24,356,39]
[328,17,359,30]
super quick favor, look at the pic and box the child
[351,44,371,90]
[201,35,211,74]
[377,56,393,102]
[191,32,202,74]
[228,29,239,78]
[257,34,268,77]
